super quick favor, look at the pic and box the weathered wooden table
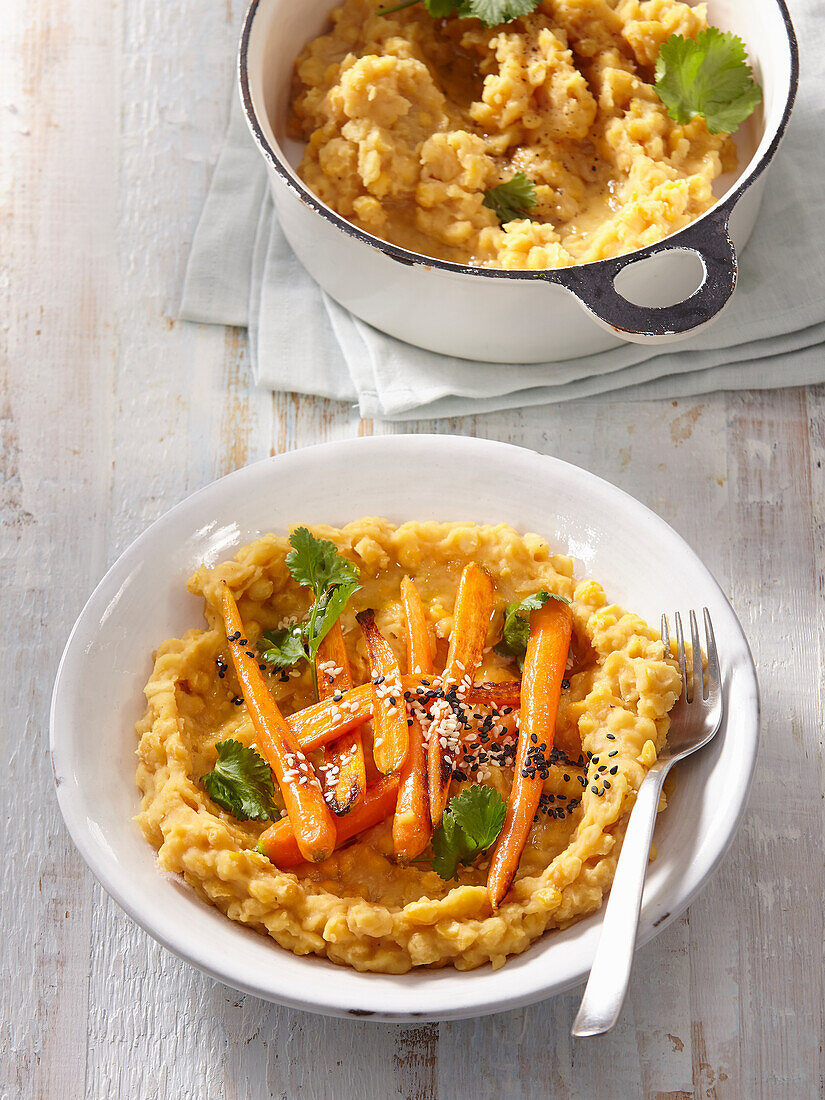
[2,0,822,1096]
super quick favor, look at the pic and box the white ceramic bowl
[240,0,798,361]
[51,436,759,1021]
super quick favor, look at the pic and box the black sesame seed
[591,785,599,794]
[603,780,611,789]
[610,765,618,775]
[232,696,243,706]
[606,733,616,740]
[608,749,619,757]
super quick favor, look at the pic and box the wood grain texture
[1,0,823,1094]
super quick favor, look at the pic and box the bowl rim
[50,435,760,1021]
[238,0,799,285]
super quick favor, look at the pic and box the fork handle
[571,762,671,1037]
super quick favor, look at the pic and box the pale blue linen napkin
[181,7,824,420]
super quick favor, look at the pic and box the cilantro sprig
[654,28,762,135]
[202,739,278,822]
[431,785,507,880]
[379,0,539,29]
[494,590,570,670]
[258,528,361,698]
[482,173,538,224]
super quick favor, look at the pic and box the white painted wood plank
[2,0,823,1087]
[722,388,823,1098]
[0,0,118,1096]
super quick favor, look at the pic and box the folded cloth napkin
[181,10,824,420]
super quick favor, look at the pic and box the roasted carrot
[427,563,495,826]
[282,677,522,755]
[287,682,372,750]
[393,578,433,862]
[257,775,400,868]
[400,575,434,676]
[486,598,573,910]
[221,585,337,864]
[315,623,366,815]
[357,610,409,774]
[466,680,521,709]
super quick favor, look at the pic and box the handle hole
[613,249,705,309]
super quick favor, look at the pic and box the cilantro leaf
[258,625,306,669]
[285,527,360,601]
[494,590,569,670]
[467,0,539,26]
[654,29,762,135]
[202,740,278,822]
[431,785,506,880]
[262,529,362,698]
[450,783,507,849]
[482,173,538,224]
[380,0,539,28]
[306,580,361,659]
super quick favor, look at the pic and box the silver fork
[571,609,723,1038]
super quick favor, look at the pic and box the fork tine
[689,609,703,701]
[674,611,689,702]
[660,613,670,657]
[703,608,719,695]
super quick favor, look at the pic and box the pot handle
[559,208,737,343]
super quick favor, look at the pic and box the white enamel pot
[240,0,798,363]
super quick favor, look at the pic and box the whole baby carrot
[283,678,522,753]
[315,622,366,815]
[427,563,495,826]
[357,610,409,774]
[221,585,337,864]
[487,597,572,910]
[393,577,433,862]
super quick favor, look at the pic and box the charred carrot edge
[221,586,337,864]
[257,775,400,868]
[315,623,366,816]
[486,598,573,910]
[286,677,521,754]
[357,609,409,774]
[394,578,433,862]
[427,563,495,826]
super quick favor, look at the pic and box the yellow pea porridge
[289,0,737,269]
[136,519,681,973]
